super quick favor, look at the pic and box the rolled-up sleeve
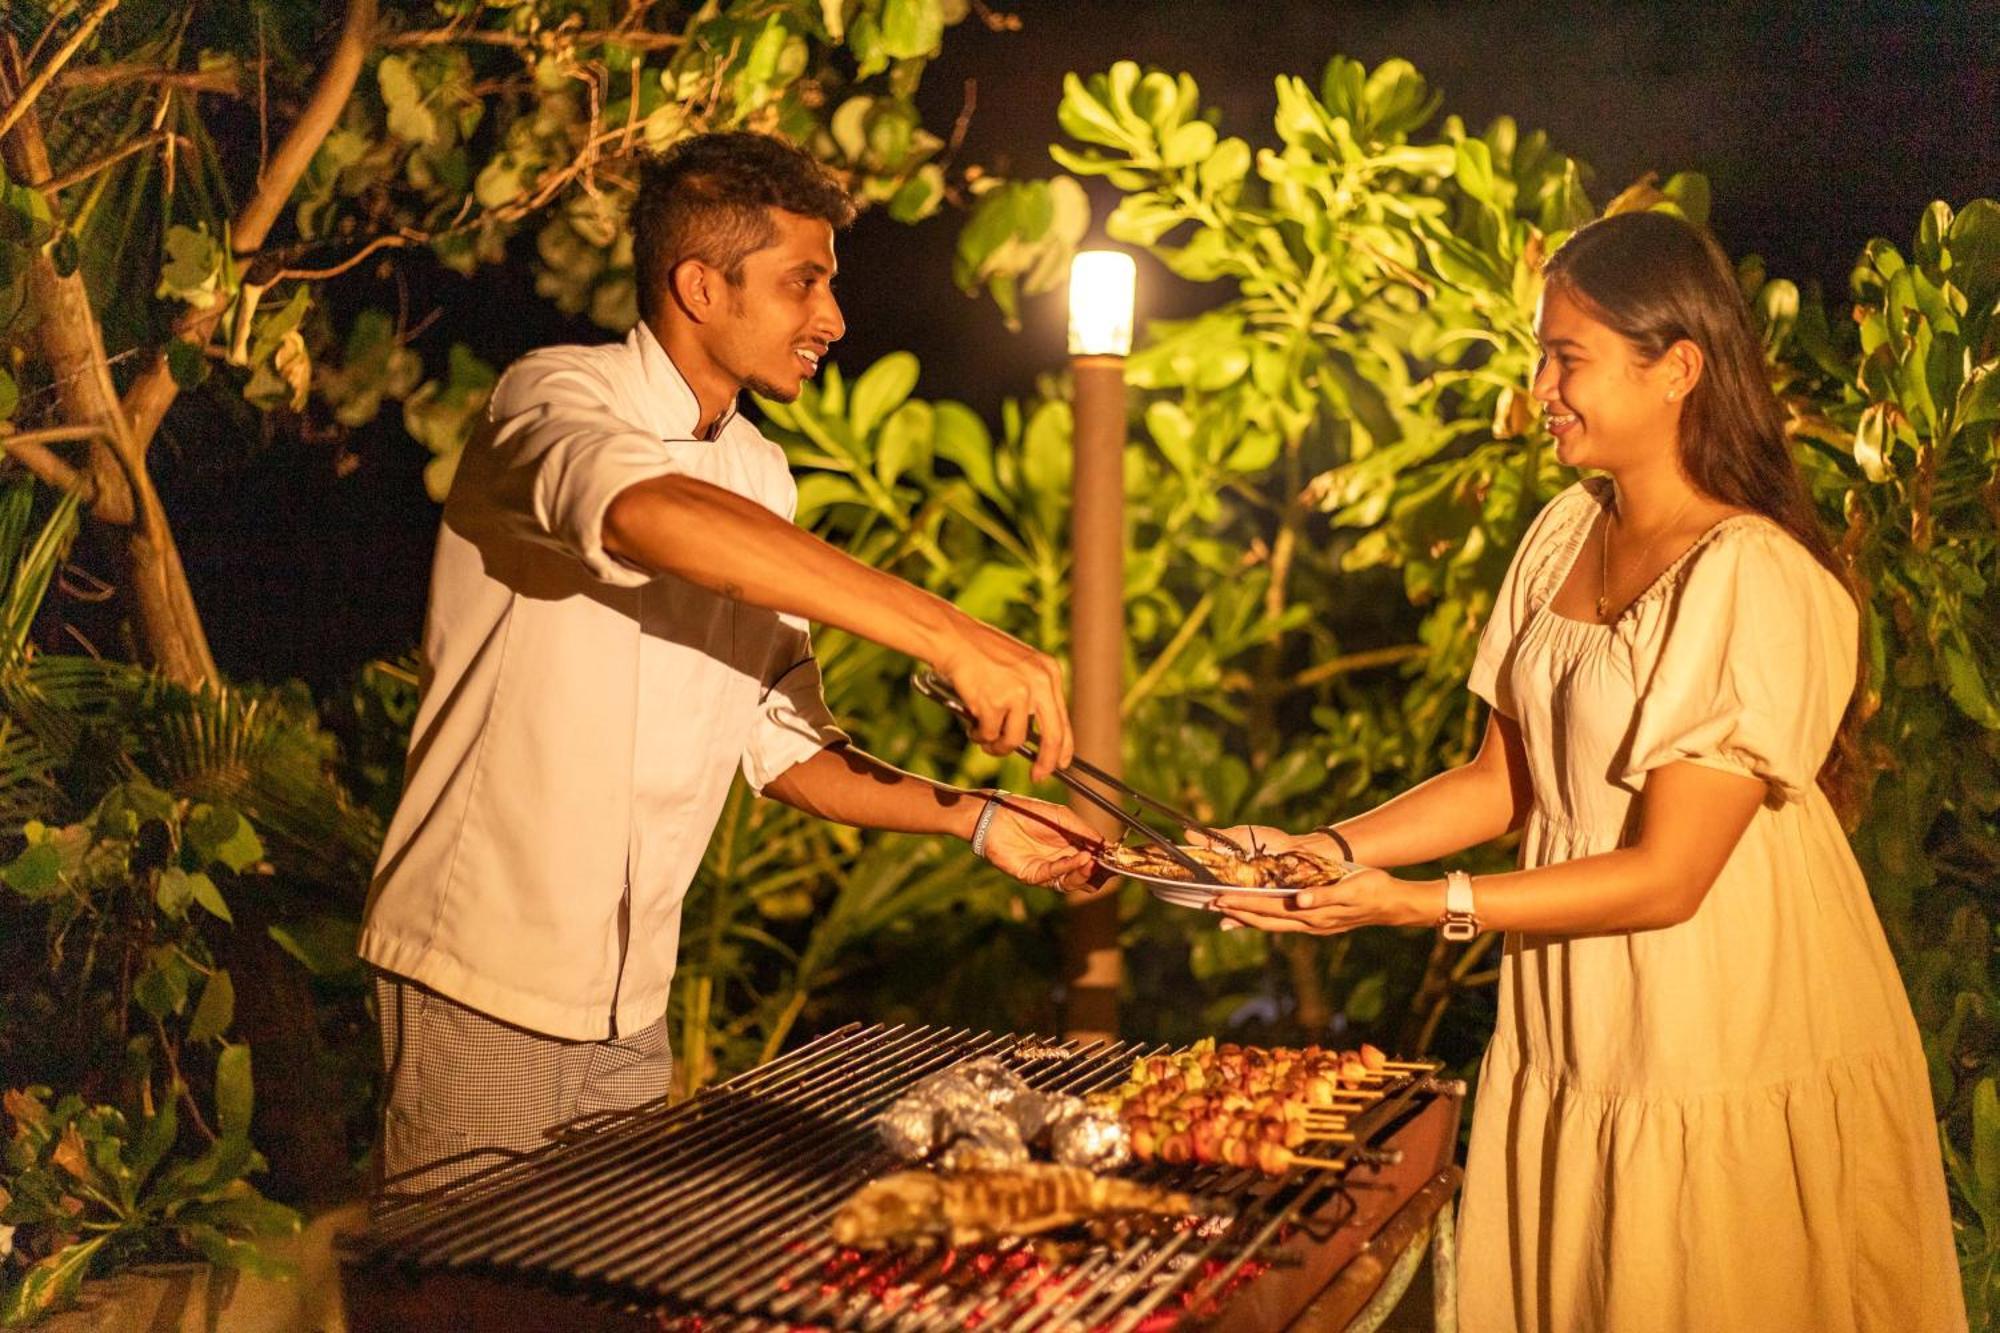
[481,352,685,588]
[740,615,848,791]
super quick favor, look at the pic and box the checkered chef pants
[372,971,674,1204]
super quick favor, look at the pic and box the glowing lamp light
[1067,250,1136,357]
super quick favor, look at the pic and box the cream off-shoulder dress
[1455,479,1965,1333]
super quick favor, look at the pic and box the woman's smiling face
[1531,282,1684,472]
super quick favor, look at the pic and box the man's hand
[933,619,1075,783]
[975,796,1102,891]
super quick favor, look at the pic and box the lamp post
[1062,250,1135,1043]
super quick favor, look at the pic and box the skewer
[1288,1153,1350,1170]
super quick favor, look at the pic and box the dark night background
[148,0,1999,695]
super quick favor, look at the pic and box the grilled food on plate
[830,1164,1201,1248]
[1098,844,1349,887]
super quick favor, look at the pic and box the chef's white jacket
[359,322,846,1039]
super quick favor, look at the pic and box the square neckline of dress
[1541,481,1766,629]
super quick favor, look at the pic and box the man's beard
[742,372,800,402]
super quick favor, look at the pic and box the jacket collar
[629,321,739,441]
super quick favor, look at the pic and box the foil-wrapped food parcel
[875,1057,1131,1172]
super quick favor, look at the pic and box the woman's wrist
[1398,877,1449,928]
[1312,823,1356,862]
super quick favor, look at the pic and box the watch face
[1442,918,1477,942]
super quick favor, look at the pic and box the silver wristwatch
[1441,870,1479,941]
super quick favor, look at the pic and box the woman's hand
[1191,824,1317,856]
[976,796,1104,892]
[1211,870,1441,935]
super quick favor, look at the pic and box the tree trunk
[1,37,219,687]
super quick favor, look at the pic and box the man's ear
[669,259,715,323]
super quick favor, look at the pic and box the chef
[359,131,1099,1195]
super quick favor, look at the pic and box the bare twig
[0,436,90,496]
[36,129,187,192]
[383,27,684,50]
[1292,643,1428,689]
[0,0,124,142]
[268,230,417,283]
[255,11,268,186]
[154,1015,219,1143]
[944,78,977,163]
[55,62,248,95]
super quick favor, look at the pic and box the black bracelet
[1315,824,1355,861]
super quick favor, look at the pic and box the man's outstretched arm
[604,475,1073,781]
[762,745,1102,891]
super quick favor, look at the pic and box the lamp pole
[1062,250,1135,1043]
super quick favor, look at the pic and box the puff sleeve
[1469,485,1593,716]
[1617,527,1857,802]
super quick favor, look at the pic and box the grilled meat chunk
[829,1164,1202,1248]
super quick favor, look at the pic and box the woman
[1212,211,1964,1332]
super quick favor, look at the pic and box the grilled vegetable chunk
[830,1164,1201,1248]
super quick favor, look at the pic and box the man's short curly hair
[632,132,856,321]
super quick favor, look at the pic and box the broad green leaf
[188,969,236,1043]
[187,804,264,873]
[795,473,867,523]
[134,946,191,1019]
[156,225,224,305]
[2,842,62,898]
[1453,139,1496,206]
[214,1043,253,1144]
[931,401,1000,501]
[166,339,209,390]
[1975,1078,2000,1222]
[849,352,920,439]
[156,866,197,916]
[875,401,935,487]
[879,0,942,58]
[1346,971,1387,1023]
[186,872,233,924]
[0,1235,107,1324]
[1161,120,1217,169]
[378,55,439,146]
[1662,172,1711,227]
[182,1224,295,1280]
[0,366,15,421]
[887,165,945,223]
[266,916,361,978]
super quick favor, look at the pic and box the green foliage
[1759,198,2000,1323]
[0,1055,297,1326]
[0,475,376,1320]
[0,771,299,1324]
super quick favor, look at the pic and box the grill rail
[355,1023,1449,1331]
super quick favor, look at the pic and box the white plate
[1094,851,1366,910]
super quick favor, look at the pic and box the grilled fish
[829,1164,1202,1248]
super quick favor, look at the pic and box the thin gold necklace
[1597,491,1697,620]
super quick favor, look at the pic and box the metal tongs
[911,669,1249,886]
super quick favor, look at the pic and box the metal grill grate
[357,1023,1445,1331]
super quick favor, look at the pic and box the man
[359,132,1099,1194]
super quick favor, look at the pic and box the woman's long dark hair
[1543,210,1865,818]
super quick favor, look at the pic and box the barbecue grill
[343,1022,1463,1331]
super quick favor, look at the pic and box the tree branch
[268,230,414,283]
[55,62,249,95]
[383,27,684,49]
[36,129,188,193]
[0,0,124,143]
[0,436,90,497]
[119,0,378,455]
